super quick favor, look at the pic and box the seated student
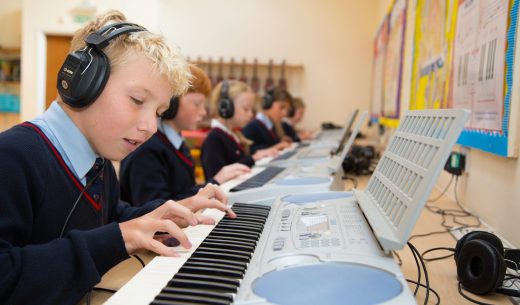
[120,65,250,205]
[242,86,293,154]
[282,97,314,142]
[0,11,235,305]
[201,80,279,179]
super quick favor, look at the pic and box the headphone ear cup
[457,239,506,295]
[57,48,110,108]
[218,98,234,119]
[161,97,180,120]
[455,231,504,262]
[262,90,274,110]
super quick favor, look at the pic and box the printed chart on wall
[410,0,519,157]
[371,0,407,128]
[450,0,517,156]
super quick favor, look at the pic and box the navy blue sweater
[282,121,301,142]
[242,119,280,154]
[120,131,216,206]
[201,127,255,180]
[0,123,164,305]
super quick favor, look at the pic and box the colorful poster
[370,17,389,121]
[382,0,407,118]
[410,0,458,110]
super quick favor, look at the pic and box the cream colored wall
[0,0,21,48]
[159,0,381,130]
[376,0,520,247]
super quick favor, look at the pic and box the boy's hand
[178,183,235,218]
[253,147,279,161]
[213,163,251,184]
[119,200,197,257]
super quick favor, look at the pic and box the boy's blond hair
[68,10,190,98]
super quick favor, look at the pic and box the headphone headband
[58,22,147,108]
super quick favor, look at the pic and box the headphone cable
[60,161,106,238]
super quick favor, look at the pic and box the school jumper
[0,102,164,305]
[120,121,217,206]
[282,119,301,142]
[201,119,255,180]
[242,113,279,154]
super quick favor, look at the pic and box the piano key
[173,272,240,287]
[153,293,231,305]
[167,278,237,293]
[195,247,253,259]
[178,265,243,278]
[190,250,250,262]
[186,257,248,269]
[200,241,256,252]
[159,287,233,302]
[182,260,245,274]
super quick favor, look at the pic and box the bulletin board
[371,0,407,128]
[402,0,518,157]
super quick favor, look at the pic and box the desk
[89,176,514,305]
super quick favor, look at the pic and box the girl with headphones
[282,97,314,142]
[201,80,279,179]
[242,85,293,154]
[120,65,250,205]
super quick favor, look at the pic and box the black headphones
[217,80,234,119]
[161,96,180,120]
[262,87,275,110]
[287,103,296,118]
[57,22,147,108]
[455,231,520,297]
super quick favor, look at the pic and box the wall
[0,0,21,48]
[376,0,520,247]
[160,0,381,130]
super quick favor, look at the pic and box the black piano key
[154,293,230,305]
[186,257,247,269]
[159,287,233,302]
[210,228,260,239]
[213,223,263,234]
[217,219,265,228]
[174,272,240,287]
[233,203,271,210]
[208,229,260,240]
[179,265,243,278]
[200,241,256,252]
[195,246,253,259]
[168,278,237,294]
[151,299,214,305]
[182,260,245,274]
[191,250,250,262]
[204,235,258,246]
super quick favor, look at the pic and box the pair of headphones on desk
[57,22,146,108]
[455,231,520,298]
[217,80,234,119]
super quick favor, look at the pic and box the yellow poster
[410,0,458,110]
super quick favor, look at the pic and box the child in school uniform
[282,97,314,142]
[0,11,234,305]
[201,80,279,179]
[242,86,293,154]
[120,65,250,205]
